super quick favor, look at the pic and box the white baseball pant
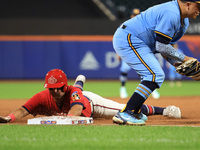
[83,91,125,117]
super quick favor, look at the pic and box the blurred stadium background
[0,0,200,80]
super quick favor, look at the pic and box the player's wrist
[7,114,16,122]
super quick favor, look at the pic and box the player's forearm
[0,107,29,123]
[68,104,83,116]
[156,41,185,63]
[161,51,194,67]
[11,107,29,120]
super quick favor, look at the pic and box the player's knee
[155,71,165,88]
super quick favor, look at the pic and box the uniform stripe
[138,85,151,95]
[137,89,148,98]
[144,104,149,114]
[127,34,155,82]
[74,85,83,91]
[154,31,172,40]
[120,104,127,112]
[148,105,153,115]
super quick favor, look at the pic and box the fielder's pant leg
[113,32,165,113]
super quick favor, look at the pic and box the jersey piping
[127,34,156,82]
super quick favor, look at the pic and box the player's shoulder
[143,0,179,24]
[27,89,50,105]
[153,0,179,16]
[67,85,86,102]
[32,89,50,99]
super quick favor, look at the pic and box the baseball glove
[0,116,11,123]
[175,59,200,80]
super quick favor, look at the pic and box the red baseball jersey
[22,85,92,117]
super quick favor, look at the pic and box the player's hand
[117,55,121,61]
[0,116,11,123]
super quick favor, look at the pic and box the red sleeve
[68,86,92,117]
[69,87,86,107]
[22,90,50,116]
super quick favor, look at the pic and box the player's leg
[83,89,181,119]
[74,75,126,117]
[122,49,164,114]
[141,104,163,115]
[169,66,176,87]
[141,104,181,118]
[151,54,162,99]
[113,33,164,125]
[82,91,126,117]
[73,75,86,90]
[119,60,131,98]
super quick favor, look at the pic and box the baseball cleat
[163,105,181,119]
[113,112,145,125]
[126,110,148,121]
[73,75,86,86]
[137,112,148,121]
[120,87,128,98]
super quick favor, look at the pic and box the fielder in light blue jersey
[119,8,160,100]
[113,0,200,125]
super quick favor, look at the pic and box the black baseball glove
[175,59,200,81]
[0,116,11,123]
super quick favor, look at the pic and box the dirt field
[1,96,200,126]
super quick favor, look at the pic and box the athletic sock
[153,106,164,115]
[120,72,127,86]
[141,104,165,115]
[74,81,84,91]
[122,80,159,113]
[121,81,126,87]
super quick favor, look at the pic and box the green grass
[0,125,200,150]
[0,80,200,150]
[0,80,199,99]
[83,80,200,97]
[0,81,44,99]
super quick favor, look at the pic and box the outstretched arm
[67,104,83,116]
[0,107,29,123]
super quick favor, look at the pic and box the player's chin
[193,14,199,19]
[189,14,198,19]
[52,95,61,99]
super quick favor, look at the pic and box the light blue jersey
[113,0,189,87]
[121,0,189,51]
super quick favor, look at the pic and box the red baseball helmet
[44,69,68,89]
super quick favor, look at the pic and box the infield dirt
[0,96,200,126]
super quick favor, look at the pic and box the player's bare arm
[0,107,29,123]
[68,104,83,116]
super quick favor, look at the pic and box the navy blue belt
[121,25,127,29]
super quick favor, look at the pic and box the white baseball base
[27,116,94,125]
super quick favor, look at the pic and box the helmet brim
[44,83,65,88]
